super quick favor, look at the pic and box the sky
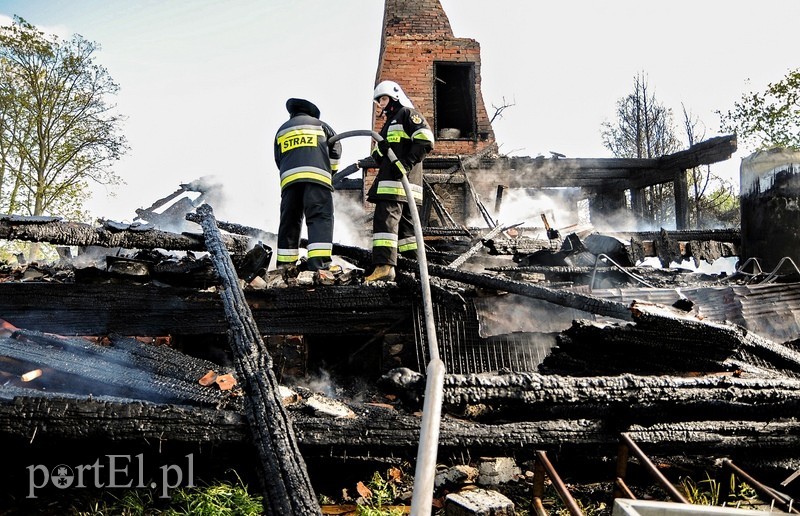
[1,0,799,238]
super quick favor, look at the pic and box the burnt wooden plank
[3,395,800,462]
[0,335,231,407]
[415,261,633,321]
[0,283,408,336]
[0,395,247,442]
[196,203,319,516]
[0,216,249,254]
[436,371,800,422]
[460,135,736,190]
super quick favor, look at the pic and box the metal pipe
[619,433,690,504]
[328,129,441,516]
[494,184,507,215]
[615,477,636,500]
[536,450,584,516]
[723,459,800,514]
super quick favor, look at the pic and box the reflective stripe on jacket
[275,115,341,191]
[367,106,434,204]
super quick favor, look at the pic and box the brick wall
[373,35,496,157]
[363,0,497,226]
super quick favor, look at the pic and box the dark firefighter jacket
[367,105,434,205]
[274,114,341,191]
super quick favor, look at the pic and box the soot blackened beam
[416,261,633,321]
[0,216,249,254]
[195,204,320,516]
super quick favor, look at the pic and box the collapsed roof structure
[3,0,800,514]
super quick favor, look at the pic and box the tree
[681,104,739,228]
[719,67,800,152]
[601,72,681,227]
[0,16,127,235]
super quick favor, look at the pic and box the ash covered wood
[542,300,800,377]
[196,203,319,516]
[0,215,249,254]
[0,395,247,442]
[0,328,237,408]
[416,261,632,320]
[0,283,408,336]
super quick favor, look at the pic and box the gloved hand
[377,139,391,156]
[391,160,409,179]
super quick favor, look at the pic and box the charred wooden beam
[658,135,739,173]
[414,261,632,321]
[0,335,231,407]
[543,300,800,378]
[0,283,408,336]
[608,228,741,246]
[185,212,277,241]
[196,203,320,516]
[293,407,800,461]
[436,371,800,422]
[630,301,800,375]
[0,395,248,442]
[456,135,736,191]
[0,215,248,254]
[457,135,736,191]
[3,395,800,463]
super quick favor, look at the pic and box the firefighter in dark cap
[274,98,341,271]
[365,80,434,282]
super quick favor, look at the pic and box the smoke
[492,188,581,233]
[332,192,370,248]
[299,368,339,398]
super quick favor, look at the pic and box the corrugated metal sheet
[587,282,800,343]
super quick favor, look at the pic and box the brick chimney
[374,0,496,157]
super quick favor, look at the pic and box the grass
[69,474,263,516]
[679,472,759,508]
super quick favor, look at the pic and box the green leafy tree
[719,67,800,152]
[601,72,681,226]
[0,16,127,258]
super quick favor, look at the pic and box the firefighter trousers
[371,199,418,266]
[278,182,333,271]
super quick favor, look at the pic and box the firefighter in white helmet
[365,80,435,282]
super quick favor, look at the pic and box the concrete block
[477,457,521,485]
[445,488,515,516]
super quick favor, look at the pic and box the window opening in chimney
[434,62,476,141]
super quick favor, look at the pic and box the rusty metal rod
[619,433,689,504]
[536,450,584,516]
[615,477,636,500]
[723,459,800,514]
[532,497,548,516]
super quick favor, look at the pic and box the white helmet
[373,80,414,108]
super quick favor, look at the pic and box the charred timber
[544,301,800,377]
[0,283,407,336]
[0,336,231,407]
[196,204,320,516]
[415,261,632,321]
[436,372,800,422]
[609,228,741,245]
[0,216,249,254]
[3,396,800,464]
[295,412,800,463]
[629,301,800,374]
[0,395,247,443]
[185,212,277,241]
[459,135,736,190]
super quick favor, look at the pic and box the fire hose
[328,130,443,516]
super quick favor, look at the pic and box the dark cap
[286,98,320,119]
